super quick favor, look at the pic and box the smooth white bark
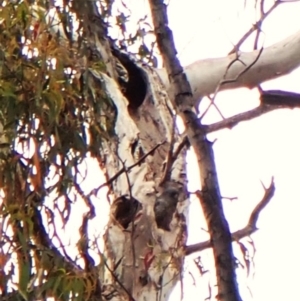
[157,30,300,100]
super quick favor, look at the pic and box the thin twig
[159,116,177,186]
[206,104,275,133]
[103,260,136,301]
[200,47,263,121]
[97,141,165,190]
[185,178,275,256]
[171,136,189,161]
[228,1,280,54]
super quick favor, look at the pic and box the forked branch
[206,90,300,133]
[185,178,275,255]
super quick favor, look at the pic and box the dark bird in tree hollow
[154,188,179,231]
[112,195,142,229]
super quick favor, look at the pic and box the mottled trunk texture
[94,62,189,301]
[33,3,190,300]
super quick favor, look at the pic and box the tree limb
[149,1,242,300]
[206,104,277,133]
[185,178,275,256]
[260,89,300,106]
[157,30,300,100]
[206,90,300,133]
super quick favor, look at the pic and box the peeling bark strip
[149,1,242,301]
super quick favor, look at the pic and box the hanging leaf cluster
[0,1,116,300]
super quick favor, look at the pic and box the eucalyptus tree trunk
[93,48,189,301]
[55,2,189,301]
[97,62,188,301]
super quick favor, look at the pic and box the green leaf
[42,90,64,123]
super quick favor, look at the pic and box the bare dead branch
[185,178,275,256]
[149,1,242,300]
[221,47,264,86]
[200,47,263,121]
[232,177,275,240]
[206,89,300,133]
[228,1,280,54]
[253,0,266,51]
[206,104,276,133]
